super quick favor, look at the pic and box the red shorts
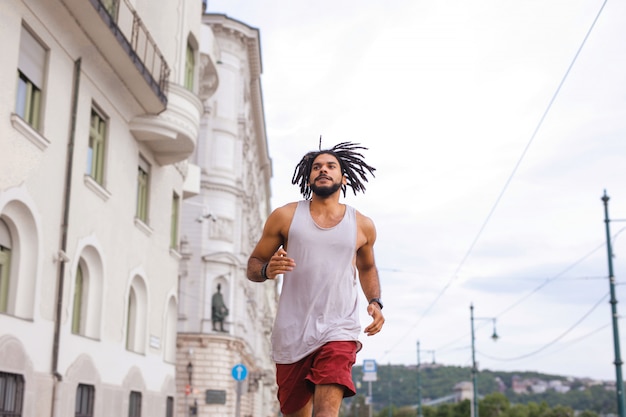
[275,341,358,414]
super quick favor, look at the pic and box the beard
[310,180,342,197]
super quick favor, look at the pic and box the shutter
[18,26,46,88]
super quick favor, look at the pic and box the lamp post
[186,362,193,416]
[602,191,626,417]
[388,362,392,417]
[470,304,498,417]
[416,340,435,417]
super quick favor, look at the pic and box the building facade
[0,0,206,415]
[176,13,279,417]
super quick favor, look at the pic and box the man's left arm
[356,214,385,336]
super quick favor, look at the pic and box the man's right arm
[247,204,296,282]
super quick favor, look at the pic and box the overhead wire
[432,231,620,356]
[477,292,609,362]
[382,0,610,359]
[430,0,609,326]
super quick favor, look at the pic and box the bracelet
[260,263,269,281]
[369,297,383,310]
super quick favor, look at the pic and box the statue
[211,283,228,332]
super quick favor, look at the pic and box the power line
[430,229,618,355]
[495,242,606,318]
[478,292,609,362]
[381,0,610,359]
[496,226,626,318]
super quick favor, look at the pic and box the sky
[207,0,626,381]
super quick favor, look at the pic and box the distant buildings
[175,13,278,417]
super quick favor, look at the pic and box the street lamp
[470,304,498,417]
[602,191,626,417]
[416,340,435,417]
[186,362,194,416]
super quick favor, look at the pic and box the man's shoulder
[355,209,376,229]
[273,201,300,214]
[269,201,300,222]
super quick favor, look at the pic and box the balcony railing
[94,0,169,103]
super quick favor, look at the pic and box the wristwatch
[369,298,383,310]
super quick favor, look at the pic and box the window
[128,391,141,417]
[136,156,150,223]
[165,396,173,417]
[75,384,94,417]
[125,276,147,353]
[102,0,119,20]
[72,264,85,334]
[0,372,24,417]
[87,107,107,185]
[16,25,46,131]
[125,287,137,351]
[0,219,12,314]
[170,193,179,249]
[184,43,194,91]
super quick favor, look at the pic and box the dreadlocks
[291,141,376,199]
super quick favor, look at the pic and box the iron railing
[93,0,170,103]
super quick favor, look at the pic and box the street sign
[362,359,377,381]
[231,363,248,381]
[363,359,377,372]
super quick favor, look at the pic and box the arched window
[0,219,12,313]
[72,263,85,334]
[125,275,147,353]
[72,244,104,339]
[0,197,38,319]
[126,287,137,351]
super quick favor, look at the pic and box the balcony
[61,0,170,113]
[130,83,202,165]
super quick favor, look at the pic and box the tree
[526,401,550,417]
[506,403,530,417]
[577,410,599,417]
[480,393,510,417]
[345,395,368,417]
[542,405,574,417]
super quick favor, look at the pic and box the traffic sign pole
[235,380,242,417]
[362,360,377,417]
[232,364,248,417]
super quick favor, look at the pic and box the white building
[176,13,279,417]
[0,0,206,415]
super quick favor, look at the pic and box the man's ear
[342,174,347,185]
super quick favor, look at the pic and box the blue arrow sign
[231,363,248,381]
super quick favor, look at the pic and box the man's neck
[310,192,343,210]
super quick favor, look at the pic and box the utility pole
[416,340,435,417]
[470,305,478,417]
[602,190,626,417]
[470,304,498,417]
[417,341,422,417]
[388,362,392,417]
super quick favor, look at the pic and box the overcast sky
[208,0,626,381]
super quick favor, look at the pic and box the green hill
[348,364,618,415]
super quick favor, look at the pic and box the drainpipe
[50,57,81,417]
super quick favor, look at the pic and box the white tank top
[271,200,362,364]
